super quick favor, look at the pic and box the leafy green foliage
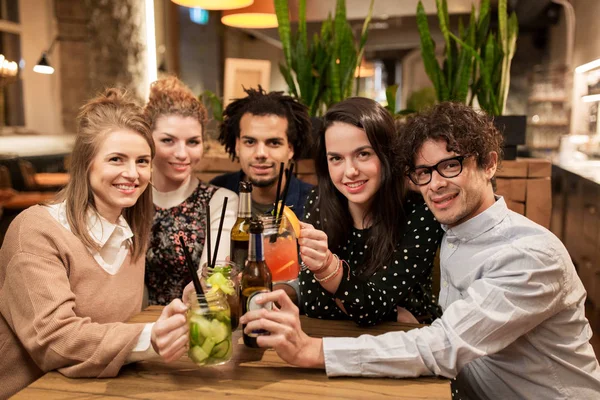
[417,0,477,104]
[199,90,223,122]
[407,87,437,112]
[274,0,374,116]
[416,0,518,116]
[384,84,398,115]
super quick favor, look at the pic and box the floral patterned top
[299,189,443,326]
[146,182,218,305]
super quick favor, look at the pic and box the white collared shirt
[45,202,154,356]
[45,202,133,274]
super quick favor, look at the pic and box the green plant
[416,0,480,104]
[416,0,518,116]
[274,0,374,115]
[407,87,437,112]
[275,0,329,116]
[473,0,518,115]
[199,90,223,122]
[384,84,399,115]
[327,0,374,106]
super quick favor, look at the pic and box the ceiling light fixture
[171,0,253,10]
[221,1,278,29]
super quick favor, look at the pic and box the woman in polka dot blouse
[297,97,443,326]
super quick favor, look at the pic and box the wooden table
[15,306,450,399]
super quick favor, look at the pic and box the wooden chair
[18,159,39,190]
[0,166,16,209]
[18,159,69,191]
[0,163,57,211]
[0,165,11,189]
[0,164,58,245]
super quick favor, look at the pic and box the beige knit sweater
[0,206,146,398]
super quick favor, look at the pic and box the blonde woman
[0,89,189,398]
[144,77,237,305]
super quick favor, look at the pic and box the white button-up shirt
[323,197,600,399]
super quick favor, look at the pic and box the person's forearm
[315,253,343,294]
[125,323,158,364]
[300,337,326,369]
[125,345,158,364]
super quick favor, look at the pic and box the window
[0,0,24,128]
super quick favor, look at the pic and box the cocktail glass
[260,215,300,283]
[200,260,241,331]
[187,290,233,366]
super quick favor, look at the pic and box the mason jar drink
[260,214,300,283]
[200,260,241,330]
[187,290,233,366]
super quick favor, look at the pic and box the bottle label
[246,290,272,337]
[248,232,264,261]
[239,192,251,218]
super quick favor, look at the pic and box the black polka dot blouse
[299,189,443,326]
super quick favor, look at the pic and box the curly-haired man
[211,86,313,218]
[239,102,600,399]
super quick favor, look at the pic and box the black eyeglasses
[407,155,472,186]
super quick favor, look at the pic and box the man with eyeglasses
[239,102,600,399]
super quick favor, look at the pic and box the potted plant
[274,0,374,116]
[474,0,522,160]
[416,0,523,160]
[416,0,485,105]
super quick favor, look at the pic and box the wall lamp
[34,37,59,75]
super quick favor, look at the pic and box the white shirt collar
[86,208,133,247]
[45,201,133,274]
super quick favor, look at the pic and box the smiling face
[325,121,382,221]
[89,129,152,223]
[414,138,497,228]
[152,114,203,191]
[235,113,294,189]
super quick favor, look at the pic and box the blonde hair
[144,76,207,133]
[57,88,155,261]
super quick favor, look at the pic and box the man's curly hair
[144,76,207,133]
[397,102,504,172]
[218,86,312,160]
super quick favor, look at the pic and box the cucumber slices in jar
[188,312,232,366]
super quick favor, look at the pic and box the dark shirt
[146,182,218,305]
[210,170,313,218]
[299,189,443,326]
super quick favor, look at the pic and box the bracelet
[315,254,342,283]
[312,250,333,275]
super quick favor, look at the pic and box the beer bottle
[230,181,252,270]
[241,218,272,348]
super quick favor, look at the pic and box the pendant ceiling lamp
[221,0,278,29]
[171,0,254,10]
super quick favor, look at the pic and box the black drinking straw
[178,234,205,301]
[277,162,294,222]
[206,204,212,272]
[274,162,284,215]
[211,196,229,268]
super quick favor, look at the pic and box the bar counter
[15,306,450,399]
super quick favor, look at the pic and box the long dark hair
[306,97,406,279]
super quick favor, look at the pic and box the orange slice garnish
[276,202,301,238]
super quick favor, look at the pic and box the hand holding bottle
[240,289,324,368]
